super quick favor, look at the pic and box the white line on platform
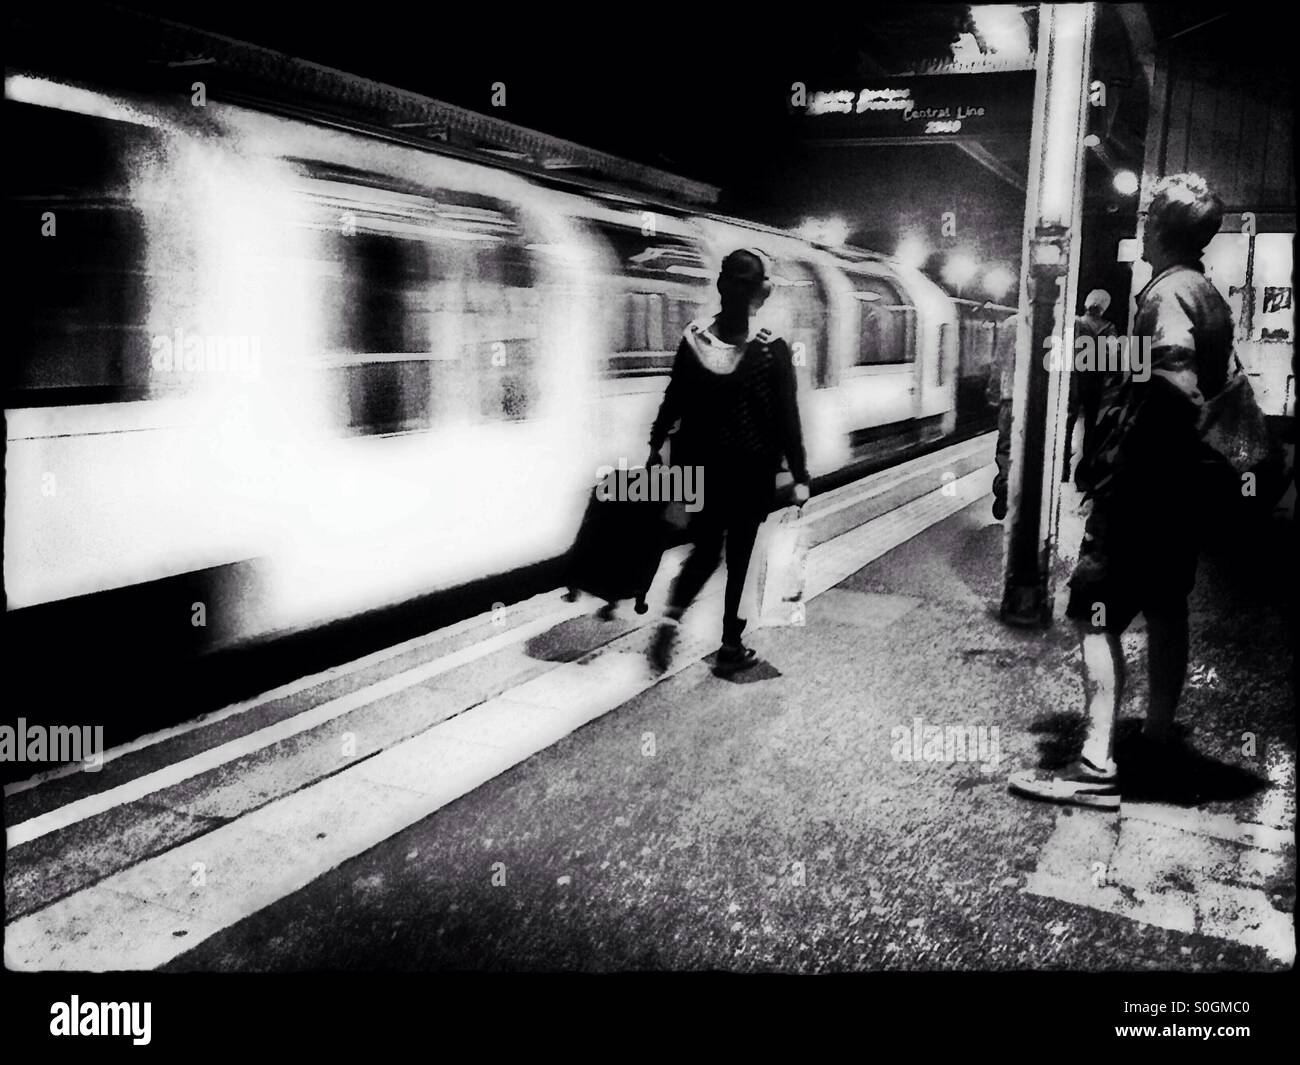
[803,466,994,600]
[5,599,589,848]
[5,465,995,970]
[1023,747,1296,964]
[2,587,575,798]
[807,435,990,523]
[2,636,710,971]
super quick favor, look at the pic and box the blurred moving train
[6,74,962,650]
[11,74,1289,657]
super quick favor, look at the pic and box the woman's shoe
[715,643,759,672]
[716,618,759,673]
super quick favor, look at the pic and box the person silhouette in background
[1063,288,1120,479]
[987,310,1021,520]
[647,248,810,674]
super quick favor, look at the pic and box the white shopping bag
[753,506,809,627]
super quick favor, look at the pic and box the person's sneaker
[1008,758,1120,810]
[648,622,677,673]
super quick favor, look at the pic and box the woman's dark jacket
[648,324,809,520]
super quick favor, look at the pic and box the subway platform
[4,436,1294,972]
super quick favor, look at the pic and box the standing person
[988,310,1021,520]
[1063,289,1120,478]
[647,248,811,673]
[1009,174,1233,809]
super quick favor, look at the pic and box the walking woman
[647,248,810,673]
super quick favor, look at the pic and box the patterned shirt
[650,319,809,486]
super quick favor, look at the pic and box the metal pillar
[1001,3,1096,626]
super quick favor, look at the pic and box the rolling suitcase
[564,486,668,614]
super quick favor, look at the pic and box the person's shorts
[1065,497,1197,634]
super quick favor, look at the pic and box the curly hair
[1146,173,1225,262]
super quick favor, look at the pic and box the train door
[7,95,164,609]
[837,267,919,437]
[765,256,829,387]
[763,254,832,481]
[906,270,960,435]
[274,159,562,621]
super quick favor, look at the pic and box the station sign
[798,72,1034,142]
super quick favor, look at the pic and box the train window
[444,193,540,421]
[301,174,541,426]
[300,174,528,433]
[330,232,434,355]
[595,224,711,283]
[322,229,436,435]
[592,222,709,378]
[851,276,915,365]
[8,101,156,405]
[343,359,433,436]
[288,159,431,202]
[440,192,536,290]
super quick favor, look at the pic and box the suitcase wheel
[634,597,649,614]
